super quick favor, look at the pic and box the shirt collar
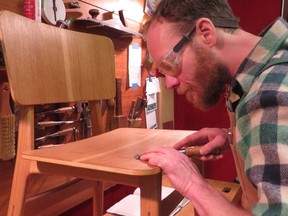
[227,18,288,112]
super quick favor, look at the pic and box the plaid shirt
[230,18,288,215]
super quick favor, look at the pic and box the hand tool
[35,127,76,142]
[36,106,75,118]
[36,118,83,129]
[178,146,221,156]
[128,100,136,120]
[133,98,147,119]
[0,82,15,160]
[134,146,222,160]
[37,144,63,149]
[81,102,92,138]
[132,96,143,118]
[118,10,126,27]
[169,198,190,216]
[115,78,123,117]
[111,78,128,130]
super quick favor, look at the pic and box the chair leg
[139,173,162,215]
[93,181,104,216]
[8,106,34,215]
[8,158,31,216]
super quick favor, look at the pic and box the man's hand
[174,128,231,161]
[139,147,204,197]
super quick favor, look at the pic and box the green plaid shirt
[230,18,288,215]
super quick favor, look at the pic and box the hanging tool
[118,10,126,27]
[37,144,63,149]
[82,102,92,138]
[37,127,79,148]
[133,97,147,119]
[36,118,83,129]
[128,96,147,120]
[128,100,136,120]
[36,106,75,118]
[35,127,77,142]
[0,82,15,160]
[111,78,128,130]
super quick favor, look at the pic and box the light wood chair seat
[23,128,198,215]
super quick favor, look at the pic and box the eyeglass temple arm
[173,27,195,53]
[172,17,239,53]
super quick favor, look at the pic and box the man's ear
[195,18,217,47]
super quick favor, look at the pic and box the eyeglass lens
[158,49,181,76]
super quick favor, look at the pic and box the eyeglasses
[156,26,195,77]
[154,17,239,77]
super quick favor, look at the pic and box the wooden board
[23,128,196,176]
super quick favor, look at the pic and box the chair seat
[23,128,195,177]
[22,128,197,215]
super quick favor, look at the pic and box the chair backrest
[0,10,116,106]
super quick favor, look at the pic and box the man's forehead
[146,21,180,51]
[148,20,177,40]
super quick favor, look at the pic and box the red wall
[229,0,282,34]
[174,0,282,182]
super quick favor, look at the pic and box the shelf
[70,18,143,50]
[71,18,142,38]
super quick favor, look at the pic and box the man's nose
[165,75,180,89]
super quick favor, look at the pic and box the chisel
[36,106,75,118]
[134,146,222,160]
[35,127,76,142]
[36,118,83,128]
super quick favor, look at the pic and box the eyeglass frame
[155,17,240,77]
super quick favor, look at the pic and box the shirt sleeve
[235,66,288,215]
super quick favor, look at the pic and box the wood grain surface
[23,128,195,176]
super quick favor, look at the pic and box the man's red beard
[184,46,231,111]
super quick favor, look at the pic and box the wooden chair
[1,10,177,216]
[0,10,116,215]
